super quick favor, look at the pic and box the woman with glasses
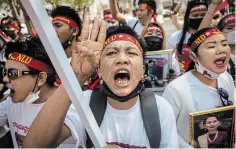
[0,37,85,148]
[163,27,234,148]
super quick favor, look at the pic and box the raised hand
[210,0,223,6]
[71,15,106,84]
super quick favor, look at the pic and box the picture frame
[143,49,172,91]
[189,105,235,148]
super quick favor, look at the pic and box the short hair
[5,36,57,86]
[148,60,155,63]
[106,23,146,52]
[138,0,156,14]
[187,27,215,56]
[51,6,82,36]
[177,0,208,54]
[205,114,220,124]
[0,16,21,31]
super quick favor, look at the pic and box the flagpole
[20,0,107,147]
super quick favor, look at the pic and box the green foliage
[43,0,94,8]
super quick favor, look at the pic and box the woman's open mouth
[214,57,226,68]
[114,69,130,87]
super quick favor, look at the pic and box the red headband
[8,52,52,73]
[103,34,143,53]
[222,14,235,26]
[138,3,153,11]
[145,25,163,35]
[104,14,114,20]
[190,5,207,13]
[190,28,222,50]
[53,16,78,28]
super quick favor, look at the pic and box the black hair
[104,9,112,15]
[0,16,21,31]
[5,36,57,86]
[217,13,235,31]
[186,27,214,71]
[51,6,82,37]
[138,0,156,14]
[205,114,220,124]
[177,0,208,54]
[148,60,155,63]
[106,23,146,53]
[187,27,214,55]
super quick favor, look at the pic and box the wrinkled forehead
[103,40,140,51]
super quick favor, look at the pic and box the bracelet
[207,11,214,16]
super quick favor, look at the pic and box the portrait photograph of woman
[189,106,235,148]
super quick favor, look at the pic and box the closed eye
[106,51,117,56]
[127,52,138,56]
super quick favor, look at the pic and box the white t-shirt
[167,30,191,73]
[125,16,144,35]
[186,71,234,111]
[0,97,85,148]
[82,90,179,148]
[125,16,163,36]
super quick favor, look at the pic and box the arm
[23,84,72,147]
[109,0,125,21]
[162,85,193,148]
[0,99,8,127]
[171,14,182,31]
[198,0,222,30]
[23,16,106,148]
[157,96,179,148]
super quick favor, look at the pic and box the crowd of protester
[0,0,235,148]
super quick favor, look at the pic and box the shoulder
[125,16,138,25]
[154,94,173,112]
[154,94,175,121]
[165,72,191,91]
[198,133,207,141]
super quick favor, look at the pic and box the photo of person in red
[197,114,229,148]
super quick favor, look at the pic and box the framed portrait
[189,105,235,148]
[143,49,172,91]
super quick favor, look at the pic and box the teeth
[116,80,129,85]
[117,69,128,74]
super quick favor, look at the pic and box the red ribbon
[8,52,52,73]
[138,3,153,11]
[190,5,207,13]
[222,14,235,26]
[53,16,78,28]
[103,34,143,54]
[190,28,221,50]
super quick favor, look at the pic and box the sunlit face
[52,20,73,44]
[3,60,38,103]
[195,34,230,74]
[144,25,163,39]
[137,8,152,25]
[99,40,144,97]
[205,116,220,132]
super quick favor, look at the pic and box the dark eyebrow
[221,39,227,42]
[206,41,216,44]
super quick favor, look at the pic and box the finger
[97,20,107,44]
[80,15,90,41]
[90,16,100,41]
